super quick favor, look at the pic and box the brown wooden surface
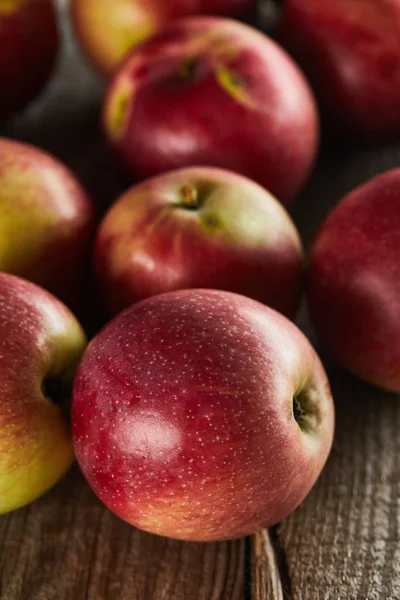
[2,0,400,598]
[0,466,245,600]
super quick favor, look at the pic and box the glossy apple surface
[103,17,319,206]
[0,138,95,308]
[94,166,304,316]
[72,0,257,76]
[280,0,400,137]
[308,169,400,392]
[0,273,87,514]
[72,289,334,542]
[0,0,59,118]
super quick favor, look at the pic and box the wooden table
[1,2,400,598]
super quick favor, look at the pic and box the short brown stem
[180,184,199,209]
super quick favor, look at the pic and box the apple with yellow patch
[0,273,87,514]
[72,0,257,76]
[0,0,59,118]
[103,17,319,206]
[0,138,95,309]
[94,166,305,316]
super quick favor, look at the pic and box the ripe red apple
[72,0,257,76]
[0,138,95,308]
[94,167,304,317]
[308,169,400,393]
[0,273,87,514]
[103,17,319,206]
[280,0,400,137]
[0,0,59,119]
[72,289,334,542]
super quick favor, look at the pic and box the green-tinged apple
[72,0,257,76]
[72,289,334,542]
[0,138,95,308]
[94,167,304,316]
[280,0,400,137]
[0,0,59,118]
[0,273,87,514]
[103,17,319,206]
[308,169,400,393]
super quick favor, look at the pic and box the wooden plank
[251,530,284,600]
[253,140,400,599]
[0,466,245,600]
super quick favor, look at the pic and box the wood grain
[251,529,284,600]
[0,466,245,600]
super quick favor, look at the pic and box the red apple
[308,169,400,393]
[0,273,87,514]
[72,289,334,542]
[0,138,95,308]
[103,17,319,206]
[280,0,400,137]
[0,0,59,119]
[94,166,304,317]
[72,0,257,76]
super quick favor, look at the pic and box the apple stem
[179,57,197,80]
[180,184,199,210]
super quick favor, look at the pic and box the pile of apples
[0,0,399,543]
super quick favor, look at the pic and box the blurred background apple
[103,16,319,206]
[0,138,95,309]
[72,0,257,76]
[308,169,400,393]
[280,0,400,137]
[0,0,59,119]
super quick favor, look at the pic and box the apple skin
[72,289,334,542]
[94,166,305,317]
[0,273,87,514]
[0,138,95,309]
[0,0,59,119]
[308,169,400,393]
[103,17,319,206]
[72,0,257,76]
[280,0,400,137]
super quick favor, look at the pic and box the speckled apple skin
[72,0,257,76]
[72,289,334,542]
[308,169,400,393]
[103,17,319,206]
[94,167,304,316]
[0,273,87,514]
[280,0,400,137]
[0,0,59,118]
[0,138,95,308]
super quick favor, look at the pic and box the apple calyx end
[179,184,199,210]
[293,388,322,434]
[42,375,72,404]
